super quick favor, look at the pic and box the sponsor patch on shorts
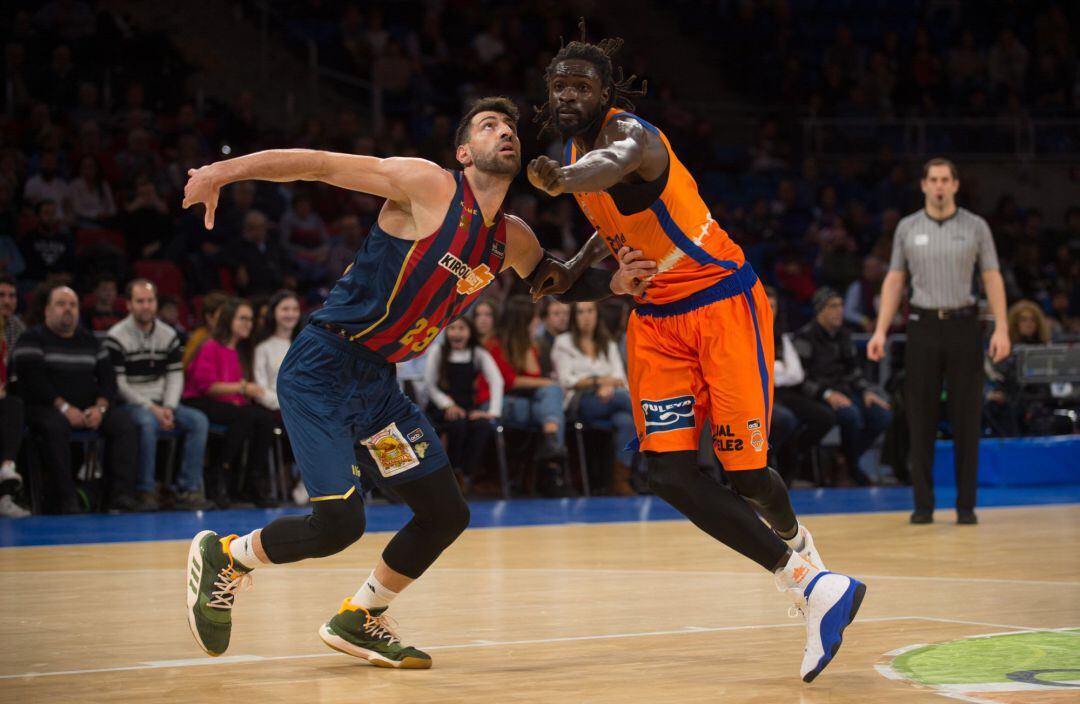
[361,422,420,478]
[750,429,765,452]
[407,428,424,443]
[640,395,696,435]
[747,418,762,430]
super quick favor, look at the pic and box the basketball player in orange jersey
[526,28,866,682]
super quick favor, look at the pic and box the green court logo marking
[880,629,1080,703]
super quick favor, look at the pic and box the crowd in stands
[0,2,1076,516]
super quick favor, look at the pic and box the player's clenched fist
[529,258,574,300]
[182,164,222,229]
[527,156,566,196]
[610,246,657,297]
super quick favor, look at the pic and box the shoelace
[208,565,253,610]
[363,613,402,645]
[774,574,807,619]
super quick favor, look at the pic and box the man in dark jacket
[794,288,892,485]
[226,209,286,297]
[12,285,138,513]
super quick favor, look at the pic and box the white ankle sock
[228,532,269,570]
[352,571,398,611]
[783,524,806,553]
[775,549,821,593]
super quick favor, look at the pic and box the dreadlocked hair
[534,18,648,136]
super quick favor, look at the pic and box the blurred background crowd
[0,0,1076,515]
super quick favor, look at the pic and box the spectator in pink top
[183,298,276,507]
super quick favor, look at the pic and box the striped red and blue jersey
[310,170,507,363]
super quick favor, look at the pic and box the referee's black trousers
[905,313,983,513]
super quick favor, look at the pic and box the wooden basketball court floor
[2,504,1078,704]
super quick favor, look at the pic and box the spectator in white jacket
[767,287,835,485]
[423,317,502,482]
[252,290,301,412]
[551,302,636,496]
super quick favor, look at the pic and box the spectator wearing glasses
[182,298,276,507]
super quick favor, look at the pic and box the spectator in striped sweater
[12,284,138,514]
[105,279,212,512]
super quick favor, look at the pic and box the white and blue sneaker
[798,571,866,682]
[775,552,866,683]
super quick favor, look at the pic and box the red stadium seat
[133,260,185,298]
[217,267,236,294]
[75,228,127,256]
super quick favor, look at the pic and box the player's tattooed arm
[183,150,449,228]
[527,118,666,196]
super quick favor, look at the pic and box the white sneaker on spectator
[0,463,22,491]
[0,495,31,518]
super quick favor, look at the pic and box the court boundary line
[1,566,1077,588]
[3,498,1079,551]
[2,616,1071,681]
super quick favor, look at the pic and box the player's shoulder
[384,157,455,188]
[608,110,662,137]
[502,212,534,237]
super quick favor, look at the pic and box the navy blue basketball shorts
[276,325,448,501]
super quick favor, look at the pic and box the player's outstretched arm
[527,118,663,196]
[183,150,445,229]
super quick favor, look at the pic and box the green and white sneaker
[186,530,253,656]
[319,599,432,669]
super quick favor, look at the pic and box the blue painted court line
[2,484,1079,548]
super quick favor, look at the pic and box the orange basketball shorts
[627,266,774,471]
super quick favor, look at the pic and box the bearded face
[548,59,608,139]
[458,111,521,176]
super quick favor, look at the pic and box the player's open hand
[182,165,221,229]
[611,246,656,297]
[527,156,566,196]
[529,258,574,300]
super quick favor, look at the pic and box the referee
[867,158,1010,525]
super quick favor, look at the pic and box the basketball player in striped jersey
[525,27,866,682]
[181,97,605,669]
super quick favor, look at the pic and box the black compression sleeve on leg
[645,451,788,571]
[727,467,799,538]
[381,465,471,579]
[260,489,366,564]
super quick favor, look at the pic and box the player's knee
[312,492,366,554]
[727,467,776,501]
[645,451,696,500]
[427,494,471,549]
